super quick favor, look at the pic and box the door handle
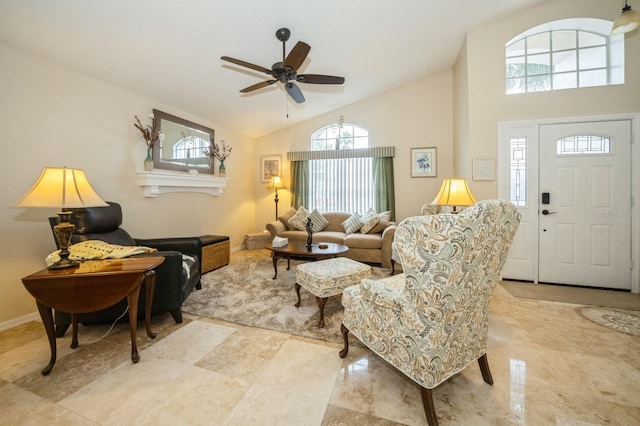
[541,209,557,215]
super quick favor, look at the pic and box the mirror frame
[151,109,215,174]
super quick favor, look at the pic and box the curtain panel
[288,147,395,219]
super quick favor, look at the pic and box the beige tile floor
[1,283,639,425]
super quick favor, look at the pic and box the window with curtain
[288,122,395,220]
[310,123,371,213]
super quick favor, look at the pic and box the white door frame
[498,112,640,294]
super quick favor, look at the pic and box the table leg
[272,257,278,280]
[36,301,56,376]
[70,313,79,349]
[144,269,157,339]
[127,286,141,363]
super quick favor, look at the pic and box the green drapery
[373,157,395,221]
[290,160,309,210]
[288,147,395,219]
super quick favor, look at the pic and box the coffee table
[266,241,349,279]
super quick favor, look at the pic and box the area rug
[577,307,640,336]
[500,280,640,311]
[182,250,389,344]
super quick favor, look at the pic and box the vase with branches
[134,115,165,171]
[203,139,232,177]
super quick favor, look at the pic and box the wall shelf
[136,170,228,197]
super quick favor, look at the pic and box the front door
[538,120,631,289]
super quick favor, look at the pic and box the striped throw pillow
[308,209,329,232]
[342,213,363,235]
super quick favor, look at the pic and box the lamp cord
[78,305,129,345]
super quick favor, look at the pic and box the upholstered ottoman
[295,257,371,327]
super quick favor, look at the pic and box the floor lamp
[267,176,286,220]
[13,167,108,269]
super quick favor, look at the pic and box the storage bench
[199,235,230,273]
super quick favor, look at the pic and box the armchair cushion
[350,274,407,309]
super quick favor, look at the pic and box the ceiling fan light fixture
[220,27,344,104]
[612,1,640,34]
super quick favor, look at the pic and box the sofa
[266,207,396,268]
[48,202,202,336]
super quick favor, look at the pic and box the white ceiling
[0,0,544,138]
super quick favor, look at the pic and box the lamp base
[50,211,79,270]
[48,257,79,269]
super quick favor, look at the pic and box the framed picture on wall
[410,147,437,178]
[261,155,281,182]
[473,157,495,181]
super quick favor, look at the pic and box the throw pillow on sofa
[368,211,391,234]
[278,207,298,230]
[308,209,329,232]
[360,207,380,234]
[288,206,311,230]
[342,213,363,235]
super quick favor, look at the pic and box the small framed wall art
[410,147,437,178]
[261,155,281,182]
[472,157,495,181]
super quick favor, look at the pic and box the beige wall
[453,37,470,178]
[5,0,638,325]
[455,0,640,201]
[253,71,454,231]
[0,43,256,324]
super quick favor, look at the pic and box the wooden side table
[21,257,164,375]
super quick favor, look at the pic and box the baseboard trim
[0,312,40,332]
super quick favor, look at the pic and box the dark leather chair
[48,201,202,337]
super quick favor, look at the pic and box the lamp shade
[612,2,640,34]
[267,176,285,190]
[431,178,477,207]
[13,167,108,209]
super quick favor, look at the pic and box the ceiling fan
[221,28,345,104]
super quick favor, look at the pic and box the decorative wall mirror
[152,109,215,174]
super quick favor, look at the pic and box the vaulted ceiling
[0,0,545,137]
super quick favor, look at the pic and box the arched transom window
[506,19,624,94]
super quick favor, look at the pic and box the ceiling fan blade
[240,80,277,93]
[285,82,305,104]
[284,41,310,71]
[221,56,272,75]
[297,74,345,85]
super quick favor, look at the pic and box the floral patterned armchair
[339,200,521,426]
[390,202,458,274]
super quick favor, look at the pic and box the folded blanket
[182,254,195,280]
[46,240,158,266]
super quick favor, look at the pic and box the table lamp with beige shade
[13,167,108,269]
[431,178,477,213]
